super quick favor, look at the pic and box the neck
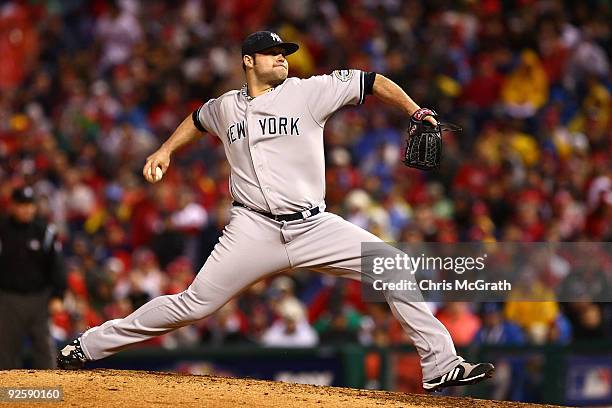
[246,76,277,97]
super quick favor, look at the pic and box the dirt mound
[0,369,566,408]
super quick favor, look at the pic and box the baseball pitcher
[58,31,494,392]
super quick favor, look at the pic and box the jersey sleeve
[302,69,367,125]
[194,98,222,137]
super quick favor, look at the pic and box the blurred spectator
[163,256,195,295]
[462,54,503,110]
[197,198,231,263]
[359,303,394,347]
[95,0,142,72]
[504,269,564,344]
[500,50,549,119]
[562,302,607,341]
[170,188,208,265]
[0,2,39,90]
[435,302,481,347]
[474,302,525,345]
[474,302,528,401]
[313,283,362,345]
[204,299,249,345]
[113,248,165,306]
[261,296,318,348]
[150,212,186,269]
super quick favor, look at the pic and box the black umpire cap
[241,31,299,56]
[11,186,36,203]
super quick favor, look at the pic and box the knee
[178,287,225,321]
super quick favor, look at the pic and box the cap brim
[259,42,299,56]
[280,42,299,56]
[13,197,35,204]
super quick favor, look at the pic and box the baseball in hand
[149,166,164,182]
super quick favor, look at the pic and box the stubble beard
[266,67,288,86]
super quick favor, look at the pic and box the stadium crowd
[0,0,610,366]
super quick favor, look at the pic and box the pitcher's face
[246,46,289,86]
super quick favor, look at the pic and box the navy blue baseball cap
[241,31,299,56]
[11,186,35,203]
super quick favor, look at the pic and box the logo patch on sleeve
[333,70,354,82]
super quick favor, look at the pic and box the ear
[243,55,254,69]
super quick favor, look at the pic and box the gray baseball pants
[80,207,462,380]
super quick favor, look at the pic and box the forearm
[372,74,421,116]
[159,114,201,155]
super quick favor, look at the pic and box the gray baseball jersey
[195,69,367,214]
[78,70,463,382]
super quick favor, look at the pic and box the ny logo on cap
[270,32,281,42]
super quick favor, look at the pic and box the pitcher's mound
[0,369,566,407]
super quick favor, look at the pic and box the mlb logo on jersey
[333,70,354,82]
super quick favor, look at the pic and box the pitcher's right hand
[143,148,171,183]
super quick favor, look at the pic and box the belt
[232,201,321,222]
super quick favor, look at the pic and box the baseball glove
[403,108,461,170]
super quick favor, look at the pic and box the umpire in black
[0,186,66,368]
